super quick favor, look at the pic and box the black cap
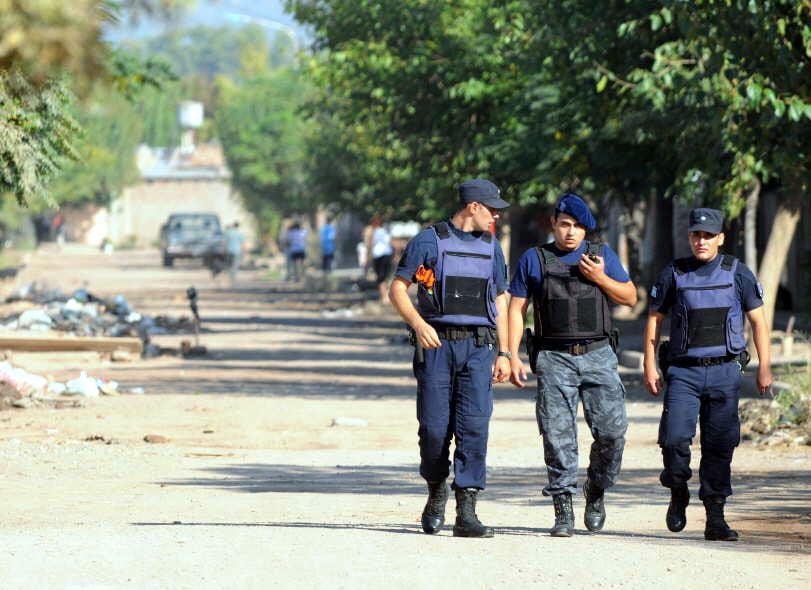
[459,179,510,209]
[688,208,724,234]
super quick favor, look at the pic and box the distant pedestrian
[367,216,393,304]
[320,217,337,274]
[225,222,245,287]
[285,222,308,281]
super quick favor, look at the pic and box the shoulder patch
[756,282,764,299]
[650,285,659,299]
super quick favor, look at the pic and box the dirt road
[1,245,809,589]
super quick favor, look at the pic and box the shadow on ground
[153,463,811,553]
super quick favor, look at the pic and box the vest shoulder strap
[673,257,692,275]
[720,254,735,271]
[481,231,493,243]
[433,221,451,240]
[537,242,557,267]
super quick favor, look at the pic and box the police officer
[508,193,637,537]
[389,179,511,538]
[643,207,773,541]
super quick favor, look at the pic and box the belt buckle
[571,343,584,356]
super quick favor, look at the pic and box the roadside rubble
[740,383,811,446]
[0,360,145,411]
[2,282,195,357]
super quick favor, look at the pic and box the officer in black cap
[389,178,511,538]
[643,207,773,541]
[507,193,638,537]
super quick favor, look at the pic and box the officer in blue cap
[507,193,638,536]
[643,207,773,541]
[389,178,511,538]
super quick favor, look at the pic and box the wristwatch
[497,351,512,359]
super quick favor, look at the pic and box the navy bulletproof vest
[416,222,497,327]
[532,241,612,341]
[669,255,746,359]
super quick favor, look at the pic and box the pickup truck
[159,213,226,268]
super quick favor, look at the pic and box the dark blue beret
[555,193,596,231]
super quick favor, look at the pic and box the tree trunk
[499,219,511,269]
[744,179,760,274]
[758,201,801,334]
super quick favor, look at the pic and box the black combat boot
[666,485,690,532]
[703,496,739,541]
[550,493,574,537]
[421,480,449,534]
[452,488,494,538]
[583,478,606,532]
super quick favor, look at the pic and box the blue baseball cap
[688,208,724,234]
[555,193,596,230]
[459,179,510,209]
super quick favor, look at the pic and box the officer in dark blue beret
[643,207,773,541]
[389,178,511,538]
[507,193,638,536]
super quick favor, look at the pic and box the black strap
[434,221,451,240]
[673,257,691,275]
[720,254,735,271]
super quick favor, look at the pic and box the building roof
[136,143,232,181]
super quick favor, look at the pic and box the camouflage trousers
[535,344,628,496]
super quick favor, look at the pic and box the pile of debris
[0,360,144,411]
[740,384,811,446]
[2,283,194,356]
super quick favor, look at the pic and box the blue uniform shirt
[649,255,764,315]
[509,241,629,298]
[396,220,509,294]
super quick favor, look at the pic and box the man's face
[552,212,587,251]
[689,230,724,262]
[471,202,500,232]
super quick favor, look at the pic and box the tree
[0,0,187,206]
[607,1,810,331]
[215,66,314,236]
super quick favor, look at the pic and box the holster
[474,326,497,347]
[408,328,425,364]
[609,328,620,353]
[657,340,671,378]
[525,328,538,374]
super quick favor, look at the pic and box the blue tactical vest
[669,255,747,359]
[531,241,612,342]
[416,222,497,327]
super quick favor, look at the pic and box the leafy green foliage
[0,74,80,206]
[215,67,314,234]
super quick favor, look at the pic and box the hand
[509,357,528,388]
[492,356,511,383]
[757,365,774,396]
[579,254,606,283]
[644,363,661,396]
[413,321,441,349]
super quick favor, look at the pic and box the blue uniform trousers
[414,337,495,490]
[658,361,741,499]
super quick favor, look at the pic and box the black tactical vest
[532,241,612,342]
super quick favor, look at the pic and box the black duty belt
[432,325,494,341]
[538,338,609,356]
[671,354,739,367]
